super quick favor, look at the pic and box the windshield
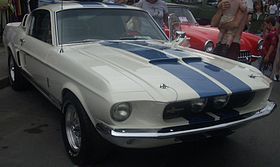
[57,9,167,44]
[168,7,197,24]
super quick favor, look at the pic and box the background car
[166,3,263,64]
[169,0,217,25]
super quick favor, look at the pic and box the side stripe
[186,61,252,93]
[101,41,227,97]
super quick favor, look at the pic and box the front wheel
[8,54,29,90]
[61,93,110,165]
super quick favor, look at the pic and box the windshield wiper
[70,39,99,44]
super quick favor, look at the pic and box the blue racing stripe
[102,42,169,59]
[152,61,227,97]
[101,41,227,97]
[128,41,191,57]
[129,41,251,93]
[164,49,191,57]
[186,61,252,93]
[127,41,170,50]
[78,2,103,7]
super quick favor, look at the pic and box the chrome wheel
[65,104,81,153]
[9,57,15,82]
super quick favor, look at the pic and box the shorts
[213,42,240,60]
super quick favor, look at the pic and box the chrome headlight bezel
[190,98,208,113]
[110,102,132,122]
[257,39,264,51]
[212,95,230,109]
[204,40,214,53]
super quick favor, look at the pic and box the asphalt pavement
[0,43,8,88]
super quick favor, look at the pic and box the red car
[166,3,263,63]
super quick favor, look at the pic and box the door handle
[20,38,25,45]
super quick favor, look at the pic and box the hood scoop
[182,57,202,63]
[149,58,178,64]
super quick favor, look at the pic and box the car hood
[63,40,270,102]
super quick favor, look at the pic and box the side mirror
[168,13,181,42]
[172,31,190,47]
[175,31,186,39]
[168,13,190,47]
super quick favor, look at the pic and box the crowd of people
[254,0,280,81]
[211,0,280,81]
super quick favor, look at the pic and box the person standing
[248,0,266,36]
[134,0,168,29]
[261,16,279,77]
[272,35,280,81]
[269,0,277,16]
[211,0,249,60]
[217,0,247,49]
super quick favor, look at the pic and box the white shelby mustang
[2,1,276,165]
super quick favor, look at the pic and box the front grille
[163,92,255,120]
[238,50,251,63]
[227,91,255,108]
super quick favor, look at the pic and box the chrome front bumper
[97,101,276,148]
[237,53,262,64]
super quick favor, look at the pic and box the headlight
[213,95,230,109]
[204,41,214,53]
[111,102,131,122]
[191,98,207,113]
[257,39,263,50]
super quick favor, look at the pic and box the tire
[61,92,111,165]
[8,54,29,90]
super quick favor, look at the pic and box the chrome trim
[65,103,82,153]
[257,39,264,51]
[109,101,276,138]
[238,50,251,63]
[250,55,262,59]
[204,40,214,52]
[20,69,62,109]
[204,40,213,49]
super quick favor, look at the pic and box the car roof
[37,1,142,12]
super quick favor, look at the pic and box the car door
[19,9,53,91]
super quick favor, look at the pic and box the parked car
[166,3,264,64]
[3,2,275,165]
[170,0,218,25]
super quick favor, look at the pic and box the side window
[28,10,52,44]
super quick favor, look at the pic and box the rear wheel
[61,93,110,165]
[8,54,29,90]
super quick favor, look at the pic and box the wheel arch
[7,45,20,67]
[61,83,97,125]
